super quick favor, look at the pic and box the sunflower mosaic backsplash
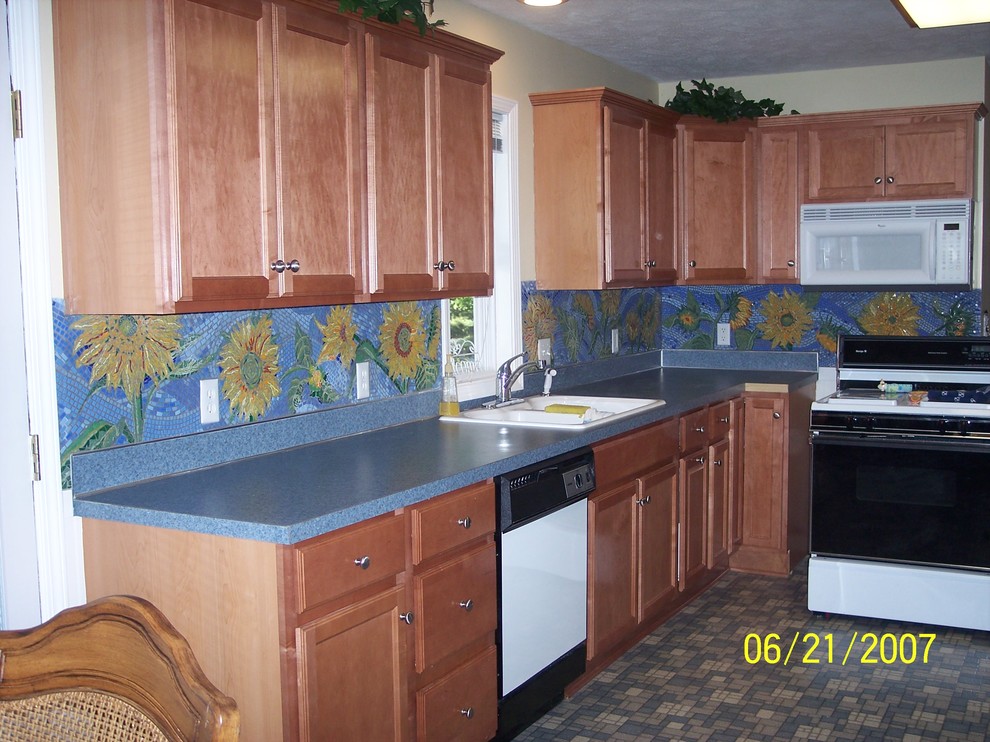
[55,284,981,489]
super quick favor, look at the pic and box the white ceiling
[457,0,990,82]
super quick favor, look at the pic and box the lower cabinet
[730,388,813,575]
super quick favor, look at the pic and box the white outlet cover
[356,361,370,399]
[537,338,552,362]
[717,322,731,347]
[199,378,220,424]
[611,328,620,354]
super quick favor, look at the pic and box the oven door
[811,432,990,570]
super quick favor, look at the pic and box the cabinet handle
[714,459,723,467]
[354,555,371,569]
[644,259,657,268]
[787,260,795,267]
[694,426,705,433]
[434,260,456,272]
[636,495,652,506]
[688,260,697,268]
[886,176,894,184]
[460,707,475,719]
[459,599,474,612]
[399,611,415,625]
[874,176,883,184]
[719,416,729,423]
[457,516,472,529]
[271,259,301,274]
[773,412,782,419]
[694,456,706,464]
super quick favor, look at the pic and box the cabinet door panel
[366,33,435,296]
[707,438,730,569]
[646,119,678,283]
[278,6,364,299]
[758,127,800,282]
[805,125,885,201]
[885,119,972,199]
[172,0,274,304]
[740,395,785,549]
[297,585,408,742]
[678,452,707,590]
[637,463,678,620]
[604,106,649,286]
[587,482,637,659]
[437,56,493,295]
[416,645,497,742]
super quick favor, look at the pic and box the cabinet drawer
[412,541,496,672]
[680,407,709,452]
[709,401,732,441]
[594,419,679,485]
[416,645,497,742]
[410,482,495,565]
[293,513,406,613]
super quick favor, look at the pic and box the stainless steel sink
[440,394,666,430]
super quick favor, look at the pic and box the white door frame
[3,0,85,628]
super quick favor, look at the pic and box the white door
[1,0,86,629]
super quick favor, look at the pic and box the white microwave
[800,199,971,289]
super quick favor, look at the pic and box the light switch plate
[537,338,552,363]
[199,378,220,424]
[717,322,731,347]
[611,328,620,354]
[356,361,370,399]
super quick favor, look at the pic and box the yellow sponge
[544,404,591,415]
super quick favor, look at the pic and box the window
[442,97,521,401]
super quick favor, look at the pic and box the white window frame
[443,95,522,401]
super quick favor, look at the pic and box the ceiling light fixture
[517,0,568,6]
[892,0,990,28]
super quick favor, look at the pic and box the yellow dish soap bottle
[440,354,460,416]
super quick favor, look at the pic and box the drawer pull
[694,456,705,464]
[459,599,474,612]
[714,459,723,467]
[354,556,371,570]
[457,516,472,529]
[719,416,729,423]
[460,707,475,719]
[694,426,705,433]
[636,495,652,506]
[399,611,415,625]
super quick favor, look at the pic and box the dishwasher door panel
[499,498,588,695]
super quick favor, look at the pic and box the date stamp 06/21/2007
[743,632,938,666]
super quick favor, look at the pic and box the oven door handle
[812,431,990,453]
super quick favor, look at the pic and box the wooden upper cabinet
[678,118,757,284]
[366,29,500,300]
[802,104,984,203]
[756,125,800,282]
[53,0,501,314]
[532,87,679,290]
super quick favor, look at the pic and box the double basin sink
[440,394,666,430]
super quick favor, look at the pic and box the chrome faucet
[493,352,548,406]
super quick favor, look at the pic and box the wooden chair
[0,595,239,741]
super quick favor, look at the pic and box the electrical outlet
[716,322,731,347]
[537,338,553,364]
[611,328,620,355]
[356,361,370,399]
[199,378,220,424]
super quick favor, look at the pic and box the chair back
[0,595,239,741]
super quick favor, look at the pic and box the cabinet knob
[434,260,456,272]
[787,260,795,267]
[694,456,706,464]
[399,611,415,625]
[874,176,883,184]
[886,176,894,184]
[694,426,705,433]
[457,516,472,529]
[459,599,474,612]
[271,259,301,274]
[773,411,782,419]
[644,259,657,268]
[636,495,652,506]
[719,416,729,423]
[354,555,371,569]
[460,707,475,719]
[688,260,697,268]
[714,458,723,467]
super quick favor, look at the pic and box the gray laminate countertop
[72,364,817,544]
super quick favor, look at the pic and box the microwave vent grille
[801,199,970,223]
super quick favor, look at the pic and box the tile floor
[515,562,990,741]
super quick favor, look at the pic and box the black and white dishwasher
[494,447,595,740]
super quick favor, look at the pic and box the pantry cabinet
[678,118,758,284]
[801,104,983,202]
[532,87,680,290]
[52,0,501,314]
[731,387,814,576]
